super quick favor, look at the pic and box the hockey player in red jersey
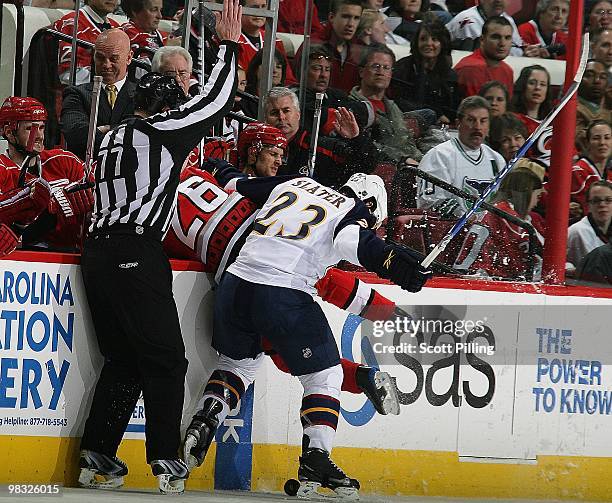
[0,97,94,252]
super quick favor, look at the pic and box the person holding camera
[518,0,569,60]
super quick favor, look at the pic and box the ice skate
[150,458,189,494]
[78,449,128,490]
[297,448,360,500]
[182,398,222,470]
[356,366,400,415]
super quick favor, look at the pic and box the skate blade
[297,481,321,499]
[157,474,185,495]
[78,468,124,490]
[375,372,401,415]
[334,486,359,500]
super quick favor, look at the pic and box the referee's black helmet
[135,72,188,115]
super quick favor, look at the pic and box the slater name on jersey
[291,179,347,208]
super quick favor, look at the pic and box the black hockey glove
[378,244,432,293]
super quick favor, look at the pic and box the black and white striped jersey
[89,41,238,239]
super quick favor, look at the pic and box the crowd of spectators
[3,0,612,286]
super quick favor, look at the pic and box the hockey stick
[82,76,103,182]
[307,92,324,178]
[198,0,207,168]
[420,34,590,269]
[69,0,82,86]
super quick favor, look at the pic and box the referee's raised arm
[145,0,242,152]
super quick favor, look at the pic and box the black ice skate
[150,458,189,494]
[182,398,222,470]
[78,449,128,490]
[356,365,400,415]
[297,448,360,500]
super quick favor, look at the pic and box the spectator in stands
[567,180,612,271]
[479,81,509,118]
[489,112,528,162]
[151,46,193,95]
[350,44,423,162]
[53,0,120,86]
[356,9,392,46]
[518,0,569,60]
[278,0,324,36]
[454,167,545,280]
[576,60,612,152]
[587,0,612,34]
[390,19,461,125]
[263,86,382,186]
[291,45,371,133]
[454,16,514,99]
[571,120,612,214]
[0,97,93,252]
[511,65,553,131]
[61,29,136,161]
[384,0,432,42]
[121,0,181,72]
[241,48,287,118]
[237,0,297,85]
[591,28,612,78]
[417,96,506,218]
[297,0,364,93]
[446,0,539,56]
[576,242,612,285]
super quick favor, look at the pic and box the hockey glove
[432,198,460,219]
[49,180,94,218]
[0,178,52,226]
[0,223,19,257]
[379,244,432,293]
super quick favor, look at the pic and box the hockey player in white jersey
[417,96,506,218]
[183,172,431,499]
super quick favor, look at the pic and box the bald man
[61,29,137,160]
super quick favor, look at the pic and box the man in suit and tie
[61,29,136,161]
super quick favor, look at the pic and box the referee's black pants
[80,231,188,463]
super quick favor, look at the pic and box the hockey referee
[77,0,242,495]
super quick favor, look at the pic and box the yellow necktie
[107,84,117,108]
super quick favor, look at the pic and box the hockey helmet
[0,97,48,134]
[340,173,388,229]
[237,122,287,166]
[134,72,188,115]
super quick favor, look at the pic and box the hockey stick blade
[420,34,590,269]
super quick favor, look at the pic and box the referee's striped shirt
[89,41,238,239]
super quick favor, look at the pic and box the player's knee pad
[298,364,343,400]
[217,352,264,391]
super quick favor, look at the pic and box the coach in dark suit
[61,29,137,161]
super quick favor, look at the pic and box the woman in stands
[385,0,432,42]
[587,0,612,34]
[479,81,510,119]
[511,65,553,131]
[121,0,180,70]
[455,167,546,280]
[356,9,392,46]
[389,18,460,125]
[489,112,529,163]
[518,0,569,60]
[241,48,287,118]
[571,119,612,214]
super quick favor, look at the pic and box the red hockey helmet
[237,122,287,166]
[0,97,48,133]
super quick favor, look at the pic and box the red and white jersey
[120,21,167,61]
[518,21,568,60]
[515,113,554,166]
[0,149,86,250]
[163,165,258,281]
[571,156,612,214]
[237,31,297,85]
[53,6,120,77]
[454,200,545,280]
